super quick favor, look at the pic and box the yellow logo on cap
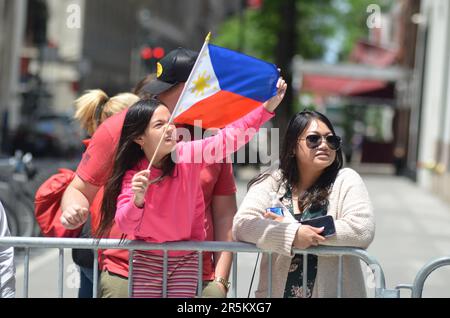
[157,62,163,78]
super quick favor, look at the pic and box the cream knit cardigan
[232,168,375,298]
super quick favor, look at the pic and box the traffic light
[153,47,165,59]
[140,47,153,60]
[140,46,166,72]
[247,0,263,9]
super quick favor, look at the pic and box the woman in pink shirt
[97,79,286,298]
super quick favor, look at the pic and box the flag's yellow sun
[191,71,211,96]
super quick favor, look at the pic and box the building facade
[0,0,241,154]
[81,0,240,94]
[415,0,450,202]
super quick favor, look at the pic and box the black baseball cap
[143,47,198,95]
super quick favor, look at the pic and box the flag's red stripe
[174,90,261,128]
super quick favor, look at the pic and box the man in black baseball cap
[143,47,198,95]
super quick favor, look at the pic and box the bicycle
[0,151,40,237]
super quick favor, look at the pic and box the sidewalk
[14,248,78,298]
[234,166,450,298]
[364,173,450,298]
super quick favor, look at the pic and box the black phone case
[300,215,336,237]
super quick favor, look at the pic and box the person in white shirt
[0,200,15,298]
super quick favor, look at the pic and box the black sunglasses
[300,134,342,150]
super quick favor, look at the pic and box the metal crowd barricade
[396,256,450,298]
[0,237,399,298]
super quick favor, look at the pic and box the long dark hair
[249,110,343,212]
[96,98,176,238]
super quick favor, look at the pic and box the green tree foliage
[214,0,392,133]
[338,0,393,60]
[214,0,391,62]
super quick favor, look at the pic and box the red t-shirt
[201,163,236,280]
[76,110,236,279]
[77,110,127,186]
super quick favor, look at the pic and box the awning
[296,40,401,98]
[301,75,388,97]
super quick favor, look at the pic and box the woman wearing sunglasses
[232,110,375,298]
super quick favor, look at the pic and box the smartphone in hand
[300,215,336,237]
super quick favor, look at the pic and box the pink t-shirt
[115,106,274,255]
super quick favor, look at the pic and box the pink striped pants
[132,250,199,298]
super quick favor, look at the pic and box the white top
[232,168,375,297]
[0,201,15,297]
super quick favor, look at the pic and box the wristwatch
[214,276,231,291]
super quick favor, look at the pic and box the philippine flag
[172,44,279,128]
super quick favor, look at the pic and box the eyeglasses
[300,134,342,150]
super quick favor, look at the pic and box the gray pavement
[14,248,78,298]
[13,165,450,298]
[365,173,450,298]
